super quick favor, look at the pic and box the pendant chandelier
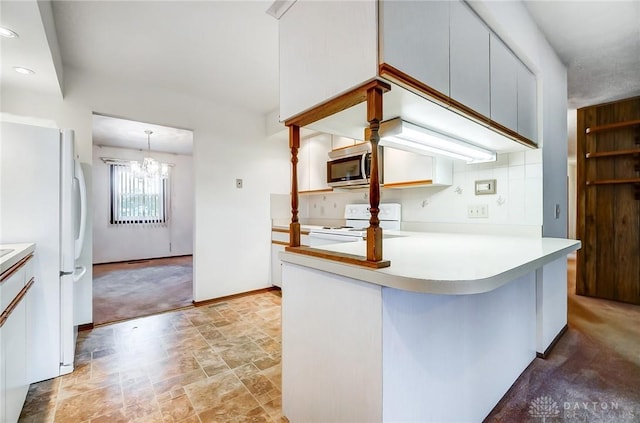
[131,130,169,179]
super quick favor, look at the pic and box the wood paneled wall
[577,96,640,305]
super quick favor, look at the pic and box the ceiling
[1,1,639,158]
[93,114,193,156]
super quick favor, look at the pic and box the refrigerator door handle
[74,159,87,260]
[73,265,87,282]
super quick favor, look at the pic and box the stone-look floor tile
[253,355,280,371]
[197,390,260,422]
[57,372,121,400]
[176,415,201,423]
[146,354,202,383]
[184,371,245,412]
[261,397,282,419]
[233,363,261,380]
[152,369,208,397]
[159,394,195,422]
[240,373,278,398]
[260,364,282,388]
[219,342,269,369]
[18,409,56,423]
[237,406,273,423]
[122,378,155,408]
[54,383,123,422]
[256,338,281,356]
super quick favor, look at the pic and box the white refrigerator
[0,120,88,382]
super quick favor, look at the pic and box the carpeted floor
[93,256,193,326]
[484,256,640,422]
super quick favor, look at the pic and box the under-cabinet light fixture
[13,66,35,75]
[379,118,497,164]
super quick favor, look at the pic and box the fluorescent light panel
[379,118,497,164]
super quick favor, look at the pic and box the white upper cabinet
[517,63,538,142]
[308,134,332,191]
[279,0,377,122]
[380,1,450,96]
[490,34,518,132]
[449,0,490,118]
[383,147,453,187]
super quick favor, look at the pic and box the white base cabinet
[0,255,33,423]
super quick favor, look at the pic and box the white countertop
[1,243,35,275]
[280,232,580,295]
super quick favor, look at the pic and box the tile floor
[19,290,286,423]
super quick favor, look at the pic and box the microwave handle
[362,152,368,180]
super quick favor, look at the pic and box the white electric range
[308,203,401,246]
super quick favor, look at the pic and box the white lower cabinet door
[271,244,285,287]
[3,299,28,423]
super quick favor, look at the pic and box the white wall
[92,145,194,263]
[1,67,291,307]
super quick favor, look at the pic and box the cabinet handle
[0,277,34,328]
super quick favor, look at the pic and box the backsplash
[272,150,543,234]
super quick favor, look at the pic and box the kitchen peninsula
[280,233,580,422]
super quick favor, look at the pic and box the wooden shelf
[585,119,640,134]
[586,148,640,158]
[586,178,640,186]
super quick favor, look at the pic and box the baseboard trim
[94,254,193,266]
[193,287,280,307]
[78,323,94,332]
[536,324,568,359]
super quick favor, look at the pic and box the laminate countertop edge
[0,243,35,276]
[279,233,581,295]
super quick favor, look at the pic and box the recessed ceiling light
[13,66,35,75]
[0,26,19,38]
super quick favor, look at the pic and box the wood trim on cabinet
[78,323,94,332]
[0,254,33,282]
[379,63,450,107]
[284,79,391,128]
[284,246,390,269]
[272,228,289,234]
[0,277,34,328]
[586,148,640,159]
[290,125,301,247]
[271,240,290,247]
[299,188,334,194]
[586,178,640,186]
[585,119,640,134]
[383,180,434,188]
[379,62,538,149]
[193,287,279,307]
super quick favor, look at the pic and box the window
[110,164,169,224]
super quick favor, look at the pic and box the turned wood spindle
[289,125,301,247]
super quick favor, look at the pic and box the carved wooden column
[366,86,384,262]
[289,124,301,247]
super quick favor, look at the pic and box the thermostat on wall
[475,179,496,195]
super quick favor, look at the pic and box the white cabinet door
[3,299,27,423]
[450,0,490,118]
[490,34,518,132]
[380,0,450,96]
[383,148,452,187]
[517,63,538,143]
[279,0,377,121]
[297,138,311,192]
[271,243,285,287]
[308,134,331,191]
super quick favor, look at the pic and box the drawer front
[1,266,25,312]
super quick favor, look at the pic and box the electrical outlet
[467,204,489,218]
[236,178,243,189]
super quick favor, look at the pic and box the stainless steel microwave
[326,143,381,188]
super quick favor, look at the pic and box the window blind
[110,164,169,225]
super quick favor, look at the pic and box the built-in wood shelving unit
[585,119,640,134]
[585,178,640,186]
[586,148,640,159]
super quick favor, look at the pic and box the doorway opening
[91,113,194,325]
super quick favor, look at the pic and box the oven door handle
[308,232,362,242]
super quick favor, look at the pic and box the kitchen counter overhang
[280,232,580,295]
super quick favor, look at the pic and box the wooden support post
[366,86,384,262]
[289,125,301,247]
